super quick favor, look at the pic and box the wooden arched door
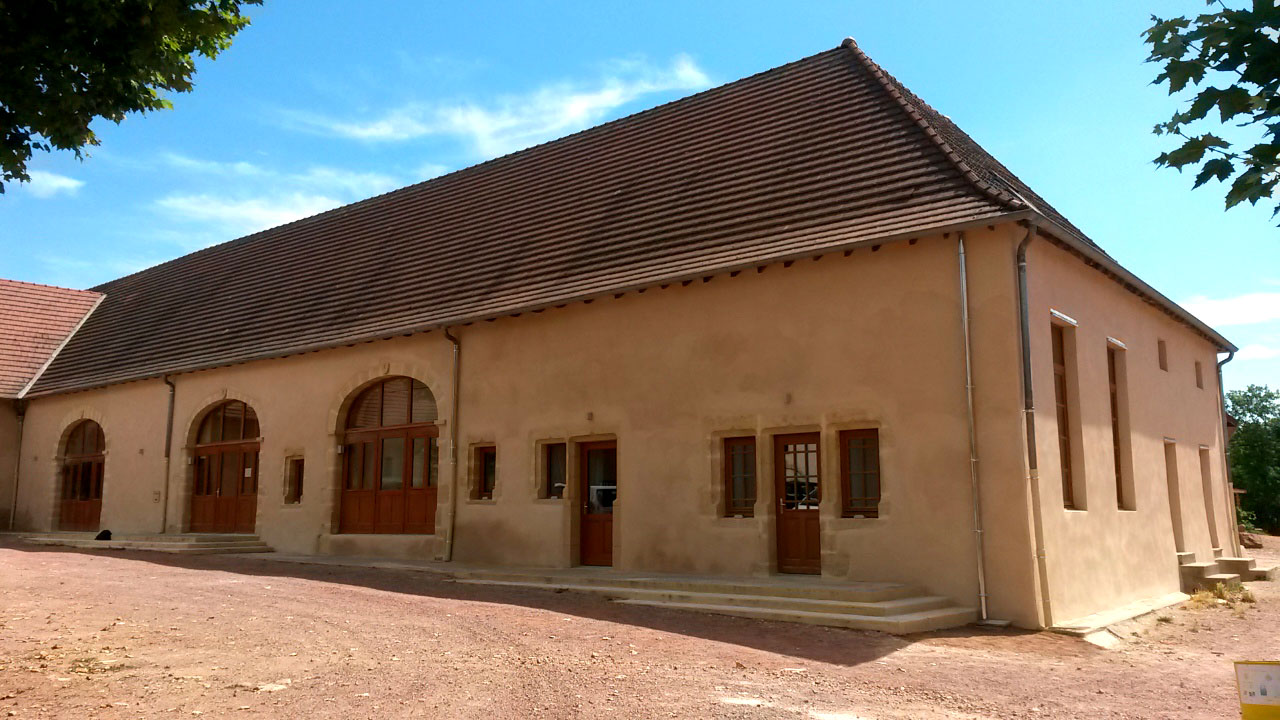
[60,420,105,531]
[190,401,260,534]
[339,377,439,534]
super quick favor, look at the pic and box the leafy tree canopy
[1226,384,1280,532]
[1145,1,1280,219]
[0,0,261,193]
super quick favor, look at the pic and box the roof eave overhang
[23,211,1030,398]
[1027,213,1236,353]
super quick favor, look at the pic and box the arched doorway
[339,377,439,534]
[60,420,105,531]
[190,400,260,533]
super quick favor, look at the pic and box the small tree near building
[1226,384,1280,533]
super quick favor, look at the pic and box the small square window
[474,446,496,499]
[542,443,566,498]
[284,456,304,504]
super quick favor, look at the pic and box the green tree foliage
[1226,384,1280,532]
[1145,2,1280,219]
[0,0,261,193]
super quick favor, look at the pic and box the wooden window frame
[722,436,756,517]
[346,377,437,431]
[474,445,497,500]
[1052,323,1085,510]
[839,429,881,518]
[1107,345,1135,510]
[284,456,304,504]
[541,442,567,499]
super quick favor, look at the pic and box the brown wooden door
[340,426,438,534]
[190,443,258,533]
[774,433,821,574]
[579,441,617,567]
[58,458,104,532]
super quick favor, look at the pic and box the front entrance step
[20,533,271,555]
[615,599,977,634]
[448,568,974,634]
[450,568,916,603]
[1217,557,1279,582]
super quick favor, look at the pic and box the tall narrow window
[1052,324,1081,509]
[543,442,567,499]
[1164,440,1185,552]
[1158,339,1168,371]
[475,446,497,499]
[840,429,881,518]
[1199,447,1219,548]
[1195,360,1204,389]
[284,457,304,504]
[1108,346,1134,510]
[723,437,756,517]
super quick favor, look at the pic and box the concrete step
[448,569,919,603]
[614,598,977,634]
[453,578,952,616]
[20,534,271,555]
[1254,566,1278,582]
[1178,561,1217,593]
[1218,557,1276,582]
[1175,551,1197,564]
[1196,573,1242,591]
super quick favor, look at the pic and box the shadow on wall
[0,539,1031,667]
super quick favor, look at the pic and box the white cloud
[287,54,712,157]
[1237,344,1280,361]
[25,170,85,198]
[155,192,343,236]
[152,154,404,238]
[1181,292,1280,327]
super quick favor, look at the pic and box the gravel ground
[1,535,1277,719]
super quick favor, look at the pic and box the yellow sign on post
[1237,661,1280,719]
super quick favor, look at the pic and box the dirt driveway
[1,536,1277,719]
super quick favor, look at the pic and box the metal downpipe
[159,376,176,533]
[442,328,462,562]
[7,400,26,530]
[1216,351,1241,557]
[957,233,990,621]
[1017,224,1054,628]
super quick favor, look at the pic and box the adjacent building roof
[0,279,101,398]
[26,40,1231,396]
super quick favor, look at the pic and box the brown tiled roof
[29,42,1083,395]
[0,279,101,398]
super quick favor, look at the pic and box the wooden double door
[775,433,821,574]
[579,441,617,566]
[340,425,438,534]
[59,457,104,532]
[190,442,259,533]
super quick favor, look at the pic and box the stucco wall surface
[1026,237,1231,624]
[0,399,17,527]
[13,228,1024,619]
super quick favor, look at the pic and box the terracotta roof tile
[0,279,101,397]
[30,42,1079,395]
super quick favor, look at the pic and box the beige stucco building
[1,40,1247,630]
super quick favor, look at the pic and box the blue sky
[1,0,1277,391]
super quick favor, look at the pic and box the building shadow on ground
[2,539,1036,668]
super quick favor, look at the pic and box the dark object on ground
[94,530,111,541]
[1241,532,1263,549]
